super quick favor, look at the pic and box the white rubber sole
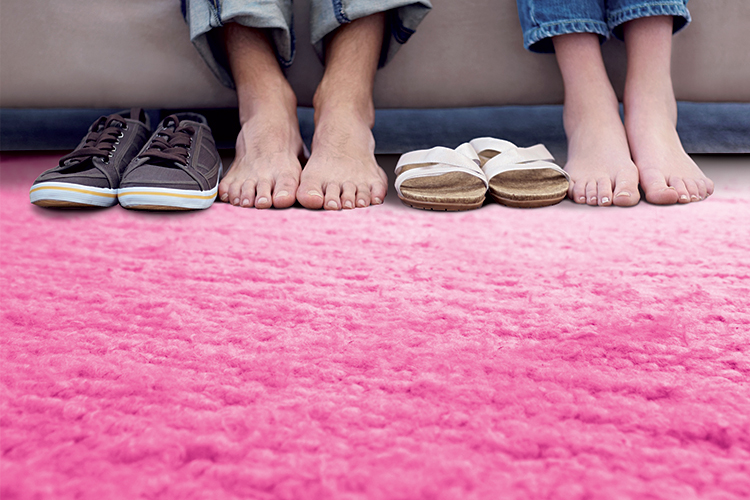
[29,182,118,208]
[118,168,222,211]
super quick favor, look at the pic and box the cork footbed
[398,171,487,211]
[487,169,569,208]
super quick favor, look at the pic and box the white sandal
[469,137,570,208]
[395,143,488,211]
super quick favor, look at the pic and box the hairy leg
[219,24,305,209]
[296,13,388,210]
[553,33,640,206]
[623,15,714,204]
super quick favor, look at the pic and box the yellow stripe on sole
[29,185,116,198]
[119,191,216,200]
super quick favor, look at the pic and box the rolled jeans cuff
[608,2,691,41]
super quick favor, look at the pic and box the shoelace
[141,115,195,166]
[59,115,127,165]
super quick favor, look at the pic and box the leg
[218,24,305,209]
[553,33,640,206]
[622,15,714,204]
[296,13,389,210]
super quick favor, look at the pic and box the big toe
[272,174,299,209]
[613,169,640,207]
[296,177,325,209]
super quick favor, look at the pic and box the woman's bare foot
[622,16,713,204]
[218,97,305,209]
[564,93,641,207]
[554,33,640,207]
[297,102,387,210]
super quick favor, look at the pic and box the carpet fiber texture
[1,154,749,499]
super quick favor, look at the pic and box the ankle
[313,79,375,128]
[238,83,298,125]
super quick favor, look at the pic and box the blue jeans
[516,0,691,53]
[183,0,432,88]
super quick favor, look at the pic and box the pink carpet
[1,153,749,499]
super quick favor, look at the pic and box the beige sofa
[2,0,749,110]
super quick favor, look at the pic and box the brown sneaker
[29,109,151,207]
[118,113,222,211]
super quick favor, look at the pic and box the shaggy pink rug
[1,153,749,500]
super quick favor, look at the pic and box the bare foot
[563,94,641,207]
[624,84,714,204]
[218,101,304,209]
[296,105,387,210]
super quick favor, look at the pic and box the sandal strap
[470,137,569,181]
[395,143,488,197]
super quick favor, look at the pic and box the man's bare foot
[564,93,641,207]
[218,97,305,209]
[296,101,387,210]
[624,84,714,204]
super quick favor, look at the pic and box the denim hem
[524,19,609,54]
[608,2,691,41]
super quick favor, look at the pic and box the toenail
[357,199,366,207]
[241,199,251,207]
[308,191,323,198]
[601,197,610,204]
[374,197,382,205]
[615,191,631,198]
[220,193,229,201]
[257,197,268,205]
[344,201,353,209]
[232,198,240,205]
[680,195,689,201]
[275,191,289,199]
[589,197,597,203]
[691,195,699,201]
[327,200,338,209]
[578,196,586,202]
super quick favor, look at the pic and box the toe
[340,182,357,210]
[355,183,371,208]
[272,174,299,209]
[613,168,640,207]
[669,177,690,204]
[696,179,708,200]
[705,176,715,197]
[683,179,701,202]
[228,179,245,207]
[640,168,679,204]
[254,179,273,209]
[324,183,341,210]
[239,179,257,208]
[218,177,232,203]
[596,177,613,206]
[585,181,598,206]
[296,177,325,209]
[370,182,387,205]
[571,181,587,204]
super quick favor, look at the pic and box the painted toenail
[357,199,366,207]
[220,193,229,201]
[327,200,338,209]
[275,191,289,199]
[601,197,610,204]
[344,201,353,209]
[374,198,382,205]
[232,198,240,205]
[615,191,631,198]
[308,191,323,198]
[241,199,251,207]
